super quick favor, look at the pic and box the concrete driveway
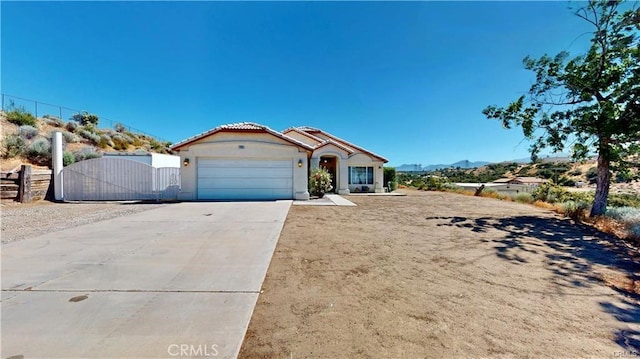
[1,200,292,359]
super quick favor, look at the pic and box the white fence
[62,158,180,201]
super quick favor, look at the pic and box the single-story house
[170,122,388,201]
[492,177,549,185]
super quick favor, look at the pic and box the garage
[197,158,293,200]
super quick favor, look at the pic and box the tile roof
[171,122,314,151]
[294,127,388,163]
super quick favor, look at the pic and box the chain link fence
[1,93,170,143]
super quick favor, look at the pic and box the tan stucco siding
[175,133,309,200]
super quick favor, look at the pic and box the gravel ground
[1,201,165,244]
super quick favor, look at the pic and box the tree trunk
[590,153,611,216]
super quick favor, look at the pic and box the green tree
[483,1,640,216]
[71,111,99,126]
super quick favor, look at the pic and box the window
[348,166,374,185]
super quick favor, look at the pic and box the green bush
[383,167,397,188]
[586,167,598,184]
[309,167,333,197]
[6,108,37,126]
[25,137,51,166]
[18,125,39,139]
[512,192,534,204]
[608,193,640,208]
[532,183,570,203]
[62,151,75,166]
[569,169,583,176]
[424,176,447,191]
[71,111,99,126]
[1,134,26,158]
[114,122,127,133]
[561,201,590,221]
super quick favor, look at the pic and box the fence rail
[1,93,170,143]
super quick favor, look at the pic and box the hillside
[0,108,172,171]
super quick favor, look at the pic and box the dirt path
[240,190,640,358]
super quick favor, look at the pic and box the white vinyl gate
[62,158,180,201]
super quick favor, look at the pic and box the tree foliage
[483,0,640,216]
[71,111,100,126]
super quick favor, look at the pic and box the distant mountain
[396,160,490,172]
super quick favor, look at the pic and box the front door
[320,156,337,193]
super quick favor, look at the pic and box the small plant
[65,121,78,132]
[60,130,80,143]
[309,167,333,197]
[18,125,39,139]
[111,132,134,150]
[25,137,52,166]
[531,183,569,203]
[62,151,75,166]
[1,134,26,158]
[424,176,447,191]
[71,111,99,126]
[42,115,64,127]
[98,133,114,148]
[512,192,534,204]
[114,122,127,133]
[6,107,37,126]
[73,146,101,162]
[75,128,101,145]
[561,201,590,221]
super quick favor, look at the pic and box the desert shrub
[111,132,133,150]
[309,167,333,197]
[60,130,80,143]
[42,115,64,127]
[605,207,640,223]
[18,125,39,139]
[532,183,569,203]
[557,176,575,187]
[6,108,37,126]
[424,176,447,191]
[383,167,396,187]
[71,111,99,126]
[25,137,51,165]
[585,167,598,184]
[566,191,594,203]
[114,122,127,133]
[608,193,640,208]
[1,134,26,158]
[569,169,583,176]
[62,151,75,166]
[561,201,590,221]
[512,192,534,204]
[73,146,101,162]
[75,128,100,145]
[65,121,78,132]
[98,133,114,148]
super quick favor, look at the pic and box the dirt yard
[240,189,640,358]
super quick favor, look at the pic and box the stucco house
[171,122,388,201]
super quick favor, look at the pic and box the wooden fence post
[19,165,32,203]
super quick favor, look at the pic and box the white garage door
[197,159,293,200]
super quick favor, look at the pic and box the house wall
[150,153,181,168]
[347,153,384,193]
[103,154,153,166]
[175,132,309,200]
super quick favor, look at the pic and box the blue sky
[2,1,599,166]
